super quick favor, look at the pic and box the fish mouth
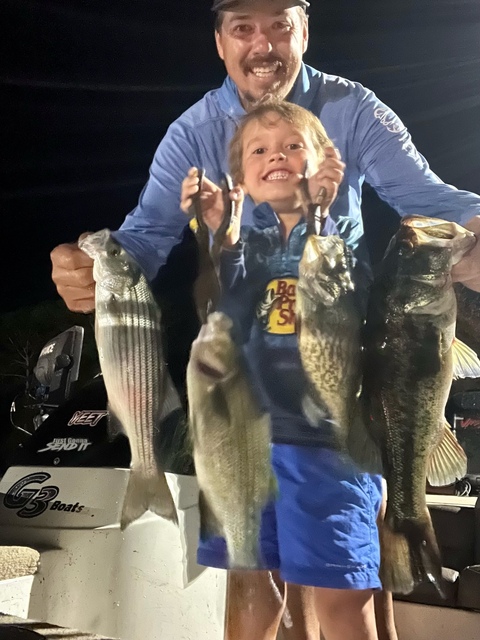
[78,229,111,259]
[196,359,227,380]
[303,236,347,270]
[401,217,477,264]
[403,216,474,243]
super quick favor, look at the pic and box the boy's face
[240,113,320,212]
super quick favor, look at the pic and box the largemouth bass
[296,235,364,446]
[79,229,180,529]
[186,312,275,568]
[358,215,480,595]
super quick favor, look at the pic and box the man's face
[215,2,308,110]
[241,113,319,213]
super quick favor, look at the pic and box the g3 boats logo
[257,277,297,334]
[3,472,85,518]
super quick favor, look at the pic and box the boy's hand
[223,186,245,247]
[181,167,225,233]
[305,147,345,215]
[181,167,245,246]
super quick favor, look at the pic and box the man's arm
[113,122,202,281]
[351,89,480,226]
[350,88,480,289]
[51,121,202,312]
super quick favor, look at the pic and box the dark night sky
[3,0,480,312]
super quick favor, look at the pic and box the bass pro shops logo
[257,277,297,335]
[3,472,84,518]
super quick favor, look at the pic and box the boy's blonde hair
[229,100,333,184]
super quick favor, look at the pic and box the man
[51,1,480,639]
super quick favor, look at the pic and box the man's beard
[240,56,296,112]
[242,84,289,112]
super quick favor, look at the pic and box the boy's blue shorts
[197,443,383,590]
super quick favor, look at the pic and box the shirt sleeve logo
[256,277,297,334]
[373,106,404,134]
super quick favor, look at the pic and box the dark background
[3,0,480,312]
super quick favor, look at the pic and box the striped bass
[79,229,179,529]
[186,312,276,568]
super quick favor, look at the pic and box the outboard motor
[7,327,193,475]
[34,326,84,411]
[9,326,85,438]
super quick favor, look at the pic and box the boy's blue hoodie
[219,202,342,446]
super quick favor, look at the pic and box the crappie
[186,312,275,568]
[296,234,364,446]
[79,229,180,529]
[358,216,480,595]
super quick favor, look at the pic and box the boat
[0,327,478,639]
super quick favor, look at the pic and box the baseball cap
[212,0,310,12]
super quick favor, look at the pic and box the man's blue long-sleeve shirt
[114,63,480,281]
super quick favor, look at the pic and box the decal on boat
[3,472,85,518]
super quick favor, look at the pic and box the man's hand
[50,232,96,313]
[305,146,345,215]
[452,215,480,292]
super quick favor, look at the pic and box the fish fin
[198,490,222,540]
[159,374,182,422]
[452,338,480,380]
[106,406,124,442]
[426,421,467,486]
[301,392,329,426]
[346,408,383,474]
[120,468,178,530]
[302,393,345,448]
[269,472,279,500]
[380,510,445,597]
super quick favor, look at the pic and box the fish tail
[226,524,261,570]
[380,510,444,597]
[379,521,415,595]
[120,468,178,530]
[227,542,259,570]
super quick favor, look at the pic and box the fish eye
[109,247,121,257]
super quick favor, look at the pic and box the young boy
[181,101,384,640]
